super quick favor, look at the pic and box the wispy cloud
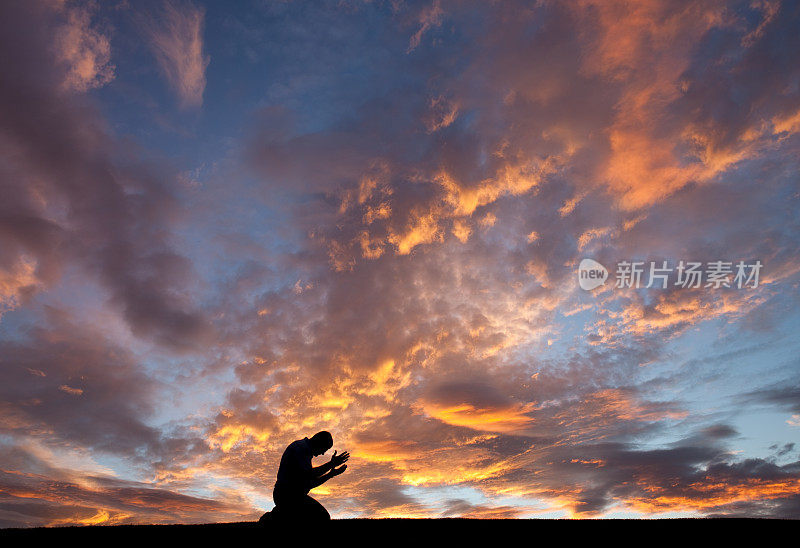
[407,0,443,53]
[143,1,209,108]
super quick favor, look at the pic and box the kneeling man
[268,431,349,522]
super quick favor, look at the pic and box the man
[267,431,349,522]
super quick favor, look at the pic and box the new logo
[578,258,608,290]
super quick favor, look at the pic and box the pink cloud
[143,1,209,108]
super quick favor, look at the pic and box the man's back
[275,438,313,495]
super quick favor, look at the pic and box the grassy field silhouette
[0,518,792,541]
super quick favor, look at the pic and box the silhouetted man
[266,431,349,522]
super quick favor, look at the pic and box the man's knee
[270,496,330,522]
[304,496,330,520]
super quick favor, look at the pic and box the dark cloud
[0,311,158,454]
[0,1,210,349]
[746,384,800,414]
[0,466,256,528]
[441,499,528,519]
[0,309,208,469]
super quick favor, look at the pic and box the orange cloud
[0,255,39,319]
[420,401,535,433]
[626,478,800,513]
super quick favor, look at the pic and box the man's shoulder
[285,438,310,453]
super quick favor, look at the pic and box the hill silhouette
[0,518,793,541]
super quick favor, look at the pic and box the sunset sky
[2,0,800,526]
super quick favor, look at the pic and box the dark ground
[0,518,795,542]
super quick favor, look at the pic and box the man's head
[309,431,333,456]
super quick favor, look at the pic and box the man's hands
[310,450,349,488]
[330,450,349,467]
[331,464,347,476]
[327,450,349,478]
[312,449,350,485]
[311,451,350,489]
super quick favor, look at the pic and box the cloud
[407,1,444,53]
[418,381,536,433]
[441,499,535,518]
[746,384,800,414]
[0,311,162,455]
[0,461,256,528]
[2,0,800,524]
[54,2,114,92]
[0,255,39,320]
[155,0,800,519]
[0,0,211,350]
[143,1,209,108]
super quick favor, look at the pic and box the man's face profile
[309,431,334,456]
[310,440,330,456]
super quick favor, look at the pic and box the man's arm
[312,450,350,477]
[309,464,347,489]
[311,461,334,476]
